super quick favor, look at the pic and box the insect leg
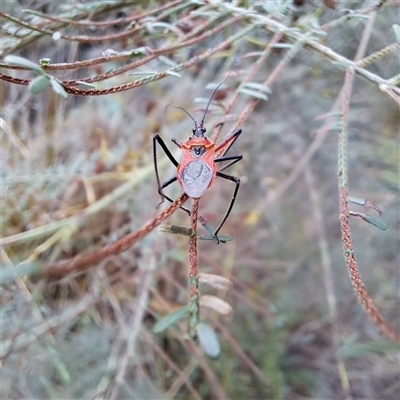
[158,175,191,215]
[215,128,242,155]
[153,133,179,203]
[213,171,240,243]
[214,154,243,172]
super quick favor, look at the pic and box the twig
[0,2,191,43]
[338,68,400,343]
[37,193,188,279]
[23,0,182,27]
[219,2,398,104]
[188,198,200,339]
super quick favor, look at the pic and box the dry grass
[1,1,399,399]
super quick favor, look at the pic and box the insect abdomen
[179,160,213,198]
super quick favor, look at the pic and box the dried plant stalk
[338,69,400,343]
[41,193,189,278]
[188,198,200,338]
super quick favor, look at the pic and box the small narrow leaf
[271,43,293,48]
[4,55,43,73]
[347,196,366,206]
[198,217,233,243]
[310,28,327,37]
[198,273,233,291]
[237,88,268,101]
[158,55,178,67]
[198,233,233,242]
[242,82,272,94]
[165,70,181,78]
[349,212,387,231]
[196,323,221,358]
[393,24,400,42]
[153,306,189,334]
[199,295,233,316]
[29,75,50,94]
[193,97,212,105]
[50,78,68,99]
[331,61,351,69]
[159,225,195,237]
[348,197,383,216]
[52,31,61,41]
[329,121,341,131]
[205,83,228,91]
[40,58,50,65]
[74,81,96,88]
[348,13,371,20]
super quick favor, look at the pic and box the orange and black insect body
[153,83,243,243]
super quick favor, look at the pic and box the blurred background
[1,1,399,399]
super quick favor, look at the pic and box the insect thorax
[190,145,206,157]
[180,159,213,198]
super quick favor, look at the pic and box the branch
[188,198,200,339]
[338,68,400,343]
[3,193,189,281]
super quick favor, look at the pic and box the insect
[152,82,243,243]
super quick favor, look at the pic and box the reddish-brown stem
[187,198,200,337]
[338,69,400,343]
[42,193,189,278]
[25,0,182,28]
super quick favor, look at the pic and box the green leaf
[242,82,272,94]
[199,219,233,243]
[350,212,387,231]
[158,55,178,67]
[198,233,233,242]
[271,43,293,48]
[237,87,268,101]
[29,75,50,94]
[393,24,400,43]
[359,214,387,231]
[153,306,189,334]
[74,81,96,88]
[40,58,51,65]
[165,70,181,78]
[4,55,43,73]
[347,196,366,206]
[196,323,220,358]
[49,78,68,99]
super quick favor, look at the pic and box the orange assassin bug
[153,82,243,243]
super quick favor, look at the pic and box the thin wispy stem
[188,198,200,339]
[338,68,400,343]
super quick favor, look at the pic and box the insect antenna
[165,104,196,125]
[201,73,233,125]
